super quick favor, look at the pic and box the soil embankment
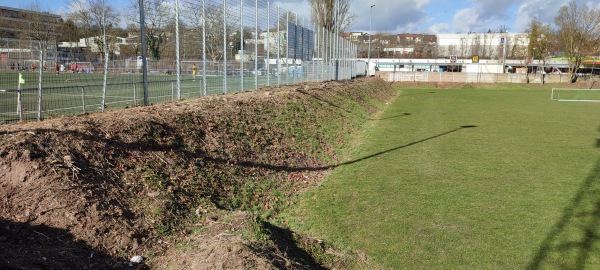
[0,78,394,269]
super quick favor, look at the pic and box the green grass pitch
[0,70,305,123]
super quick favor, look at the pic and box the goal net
[551,88,600,102]
[181,60,222,76]
[23,60,41,70]
[71,62,95,73]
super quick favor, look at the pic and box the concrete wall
[377,71,573,84]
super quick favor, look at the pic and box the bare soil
[0,78,394,269]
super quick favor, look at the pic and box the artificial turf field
[0,70,305,123]
[284,84,600,269]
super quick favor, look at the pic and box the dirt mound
[0,78,395,269]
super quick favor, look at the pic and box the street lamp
[368,4,375,75]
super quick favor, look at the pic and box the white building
[58,35,139,56]
[436,32,529,60]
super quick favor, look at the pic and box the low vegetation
[0,78,395,269]
[285,82,600,269]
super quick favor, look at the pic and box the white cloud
[427,23,450,34]
[450,8,479,33]
[272,0,311,21]
[514,0,566,31]
[448,0,519,33]
[349,0,431,33]
[513,0,600,31]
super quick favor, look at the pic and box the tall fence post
[321,27,325,80]
[133,83,137,106]
[285,12,289,85]
[276,6,280,87]
[254,0,259,90]
[202,0,207,96]
[222,0,227,94]
[175,0,181,99]
[17,90,23,122]
[266,1,270,86]
[240,0,245,92]
[292,16,297,85]
[81,87,86,114]
[301,17,305,83]
[139,0,149,106]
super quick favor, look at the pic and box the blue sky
[2,0,599,34]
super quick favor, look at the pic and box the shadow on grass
[296,89,354,117]
[258,221,327,270]
[295,89,412,122]
[527,145,600,269]
[202,125,478,172]
[0,125,477,173]
[328,125,478,168]
[398,91,437,97]
[0,218,121,269]
[370,112,412,121]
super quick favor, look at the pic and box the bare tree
[506,34,527,60]
[21,0,60,120]
[309,0,355,33]
[179,0,203,59]
[127,0,174,60]
[527,17,554,83]
[57,19,81,63]
[497,25,510,34]
[68,0,120,63]
[447,44,458,58]
[471,34,482,58]
[555,1,600,83]
[510,33,528,60]
[57,19,80,44]
[459,35,468,58]
[179,0,239,62]
[483,32,496,59]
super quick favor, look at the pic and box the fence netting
[0,0,357,123]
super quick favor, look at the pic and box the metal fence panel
[0,0,360,124]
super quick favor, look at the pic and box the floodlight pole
[368,4,375,76]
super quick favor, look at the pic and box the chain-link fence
[0,38,61,71]
[0,0,358,124]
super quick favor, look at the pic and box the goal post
[551,88,600,102]
[181,60,223,76]
[71,62,95,73]
[23,59,41,70]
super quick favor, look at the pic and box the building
[0,6,63,69]
[0,6,62,40]
[436,32,529,60]
[346,32,437,58]
[346,31,530,61]
[58,35,140,57]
